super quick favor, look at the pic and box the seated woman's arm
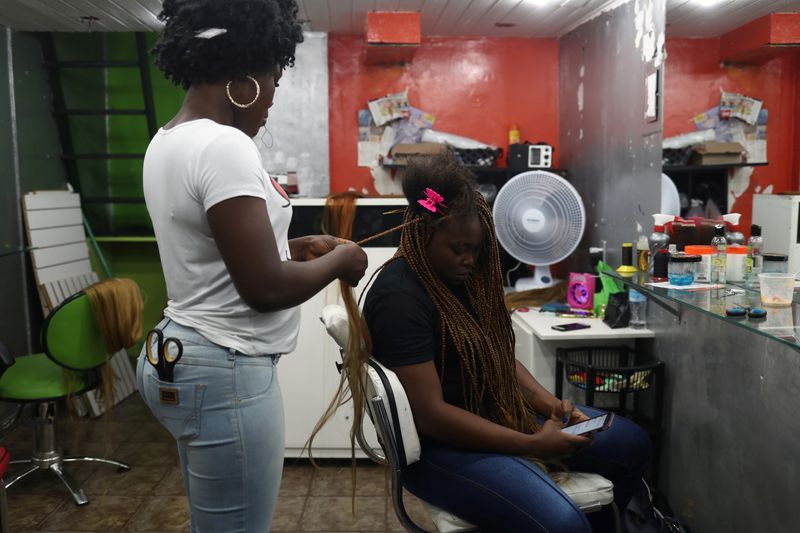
[393,361,590,460]
[515,360,588,425]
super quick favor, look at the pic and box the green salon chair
[0,288,134,506]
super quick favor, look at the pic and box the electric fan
[493,170,586,291]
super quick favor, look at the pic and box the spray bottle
[636,223,649,272]
[722,213,745,245]
[649,214,675,274]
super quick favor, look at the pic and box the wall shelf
[663,161,768,173]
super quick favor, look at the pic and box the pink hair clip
[417,187,447,214]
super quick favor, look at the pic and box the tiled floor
[1,394,437,532]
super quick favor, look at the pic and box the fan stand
[514,265,558,291]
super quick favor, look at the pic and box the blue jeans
[404,406,651,533]
[136,318,285,533]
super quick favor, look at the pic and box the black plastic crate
[453,147,502,168]
[662,147,693,166]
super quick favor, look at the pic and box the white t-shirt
[143,119,300,355]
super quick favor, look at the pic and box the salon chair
[320,304,620,533]
[0,283,137,506]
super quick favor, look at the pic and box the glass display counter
[606,271,800,351]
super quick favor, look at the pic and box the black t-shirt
[363,257,479,410]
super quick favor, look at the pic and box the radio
[567,273,596,310]
[508,143,553,175]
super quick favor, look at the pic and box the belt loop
[227,348,236,362]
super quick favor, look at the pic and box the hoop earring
[226,75,260,108]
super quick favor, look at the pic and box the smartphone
[562,413,614,436]
[551,322,592,332]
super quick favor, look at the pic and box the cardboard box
[389,143,449,165]
[691,142,746,165]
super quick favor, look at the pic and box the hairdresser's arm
[515,361,589,425]
[289,235,351,262]
[207,196,367,312]
[393,361,590,459]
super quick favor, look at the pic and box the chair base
[6,456,130,506]
[4,401,130,506]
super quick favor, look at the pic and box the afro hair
[153,0,304,89]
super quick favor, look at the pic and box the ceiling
[0,0,799,38]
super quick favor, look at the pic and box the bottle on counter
[617,243,638,276]
[746,224,764,287]
[648,214,674,273]
[628,287,647,329]
[652,250,670,282]
[722,213,745,245]
[508,123,521,145]
[726,245,747,283]
[711,224,727,284]
[636,223,649,272]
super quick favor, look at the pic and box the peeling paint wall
[559,0,665,267]
[328,36,560,194]
[663,38,800,234]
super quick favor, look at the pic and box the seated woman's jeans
[404,406,651,533]
[136,318,284,533]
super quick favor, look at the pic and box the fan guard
[493,170,585,289]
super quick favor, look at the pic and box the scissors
[145,328,183,383]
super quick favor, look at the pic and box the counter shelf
[605,270,800,351]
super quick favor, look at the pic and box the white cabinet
[280,247,396,458]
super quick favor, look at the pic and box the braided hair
[398,152,539,433]
[308,153,540,475]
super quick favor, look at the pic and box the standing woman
[137,1,368,531]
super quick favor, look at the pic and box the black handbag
[603,291,630,328]
[624,479,691,533]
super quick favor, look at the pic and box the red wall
[328,36,559,194]
[663,37,800,232]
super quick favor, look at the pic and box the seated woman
[362,152,651,532]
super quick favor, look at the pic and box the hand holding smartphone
[551,322,592,332]
[561,413,614,437]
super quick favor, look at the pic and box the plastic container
[762,253,789,274]
[759,273,795,307]
[684,245,714,283]
[648,214,673,274]
[669,254,700,285]
[726,245,748,282]
[746,224,763,284]
[652,250,670,282]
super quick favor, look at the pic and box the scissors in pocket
[145,328,183,383]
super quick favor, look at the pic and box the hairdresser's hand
[554,399,589,426]
[293,235,350,261]
[332,242,368,287]
[529,414,591,460]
